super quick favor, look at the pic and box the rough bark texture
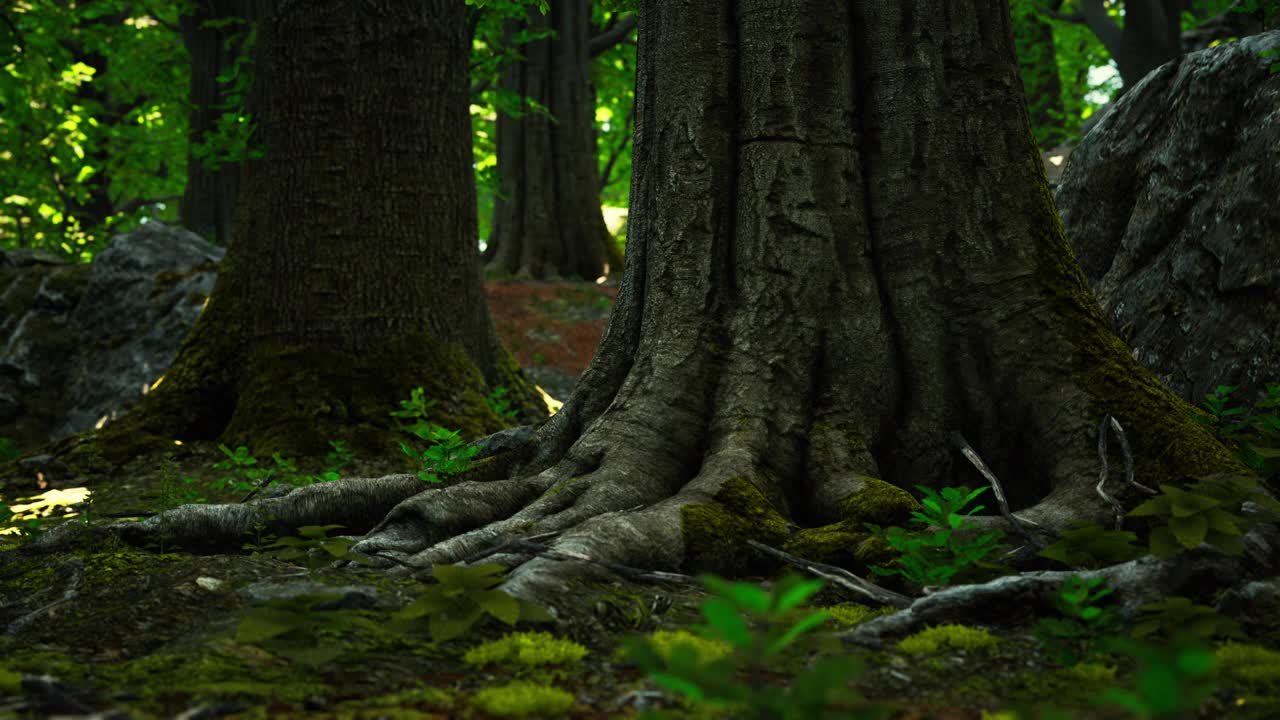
[1056,31,1280,408]
[178,0,256,246]
[81,0,546,461]
[483,0,623,280]
[87,0,1246,620]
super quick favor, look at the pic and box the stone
[0,222,223,450]
[1056,31,1280,408]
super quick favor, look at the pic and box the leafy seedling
[399,424,478,483]
[391,562,555,643]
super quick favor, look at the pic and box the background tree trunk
[89,0,545,461]
[483,0,621,280]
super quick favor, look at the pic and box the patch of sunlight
[602,206,628,234]
[1,487,91,534]
[534,384,563,415]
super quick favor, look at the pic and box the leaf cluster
[391,562,554,644]
[620,574,889,720]
[863,485,1010,587]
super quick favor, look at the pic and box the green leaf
[475,589,521,625]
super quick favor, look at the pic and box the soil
[481,273,620,406]
[1,275,1277,720]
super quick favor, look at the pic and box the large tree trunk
[83,0,546,461]
[483,0,622,280]
[88,0,1245,616]
[178,0,254,246]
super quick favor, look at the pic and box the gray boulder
[1056,31,1280,407]
[0,223,222,449]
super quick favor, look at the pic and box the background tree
[83,0,546,463]
[178,0,259,246]
[0,0,187,257]
[481,1,630,280]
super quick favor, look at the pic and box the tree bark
[86,0,547,461]
[94,0,1246,616]
[483,0,622,280]
[178,0,255,246]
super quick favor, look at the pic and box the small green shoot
[399,425,478,483]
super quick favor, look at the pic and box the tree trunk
[86,0,546,461]
[95,0,1246,615]
[483,0,622,280]
[1081,0,1190,94]
[178,0,254,246]
[1013,0,1066,147]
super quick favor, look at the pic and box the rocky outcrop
[0,223,222,449]
[1056,31,1280,407]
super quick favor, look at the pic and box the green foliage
[620,574,889,720]
[1128,596,1243,645]
[0,437,19,462]
[1127,473,1280,558]
[1092,636,1218,719]
[1036,520,1145,569]
[1032,575,1126,668]
[1191,383,1280,478]
[211,443,287,495]
[0,0,189,258]
[864,485,1010,587]
[391,563,554,644]
[241,524,372,572]
[485,386,519,423]
[210,442,350,494]
[236,591,382,667]
[188,16,262,175]
[156,451,205,508]
[398,424,479,484]
[390,386,439,435]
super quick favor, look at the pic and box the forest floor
[0,275,1277,719]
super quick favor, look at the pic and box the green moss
[897,624,1000,655]
[1028,197,1248,507]
[1216,642,1280,686]
[467,680,577,718]
[681,475,792,576]
[782,475,919,569]
[824,602,897,627]
[614,629,735,665]
[462,631,589,668]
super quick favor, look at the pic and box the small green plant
[390,562,555,643]
[1128,596,1243,645]
[863,485,1009,587]
[1127,473,1280,558]
[621,574,889,720]
[399,424,478,483]
[1036,520,1146,569]
[211,444,300,496]
[292,440,354,486]
[1191,382,1280,477]
[157,451,206,509]
[1032,575,1126,668]
[236,591,381,667]
[391,386,439,434]
[244,524,372,573]
[1092,636,1218,719]
[486,386,519,423]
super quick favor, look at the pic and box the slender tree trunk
[1014,0,1066,147]
[178,0,254,246]
[86,0,546,461]
[484,0,621,280]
